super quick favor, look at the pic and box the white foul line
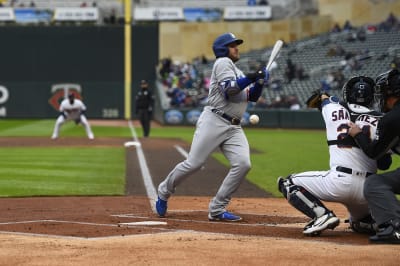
[174,144,189,158]
[174,145,205,170]
[127,120,157,213]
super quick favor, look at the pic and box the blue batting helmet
[212,33,243,58]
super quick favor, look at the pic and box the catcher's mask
[375,68,400,112]
[212,32,243,58]
[342,76,375,107]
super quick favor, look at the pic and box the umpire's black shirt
[354,100,400,159]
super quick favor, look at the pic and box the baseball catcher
[278,76,391,236]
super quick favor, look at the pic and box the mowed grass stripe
[0,147,125,197]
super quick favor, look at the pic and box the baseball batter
[278,76,392,236]
[51,93,94,140]
[156,32,269,221]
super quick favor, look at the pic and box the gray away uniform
[158,57,251,216]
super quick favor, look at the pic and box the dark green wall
[0,25,158,118]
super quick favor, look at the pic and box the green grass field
[0,119,398,197]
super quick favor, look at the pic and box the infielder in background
[349,69,400,244]
[278,76,391,236]
[51,93,94,140]
[156,32,269,221]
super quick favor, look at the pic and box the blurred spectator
[295,65,308,80]
[331,23,341,33]
[366,24,377,33]
[332,70,345,90]
[284,59,296,84]
[343,20,353,31]
[356,28,366,41]
[343,57,361,73]
[248,0,257,6]
[109,8,116,24]
[346,31,356,42]
[287,95,301,110]
[200,54,208,64]
[320,79,332,93]
[159,57,172,79]
[254,96,269,109]
[259,0,269,5]
[92,1,97,7]
[386,12,398,28]
[167,87,186,107]
[270,95,284,108]
[80,2,87,7]
[327,44,345,57]
[29,1,35,7]
[269,77,283,91]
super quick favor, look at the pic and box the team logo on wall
[186,110,201,124]
[48,84,83,111]
[164,110,183,124]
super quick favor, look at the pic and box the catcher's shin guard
[278,176,328,219]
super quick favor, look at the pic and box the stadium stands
[158,26,400,110]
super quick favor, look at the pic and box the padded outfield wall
[0,25,158,119]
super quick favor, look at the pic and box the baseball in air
[249,114,259,125]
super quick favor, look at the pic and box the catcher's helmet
[212,33,243,58]
[342,76,375,107]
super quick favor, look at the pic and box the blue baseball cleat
[208,211,242,222]
[156,196,168,217]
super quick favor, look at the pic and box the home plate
[119,221,167,226]
[124,141,141,147]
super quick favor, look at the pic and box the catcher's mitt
[305,90,330,109]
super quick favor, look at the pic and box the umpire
[135,80,155,138]
[349,69,400,244]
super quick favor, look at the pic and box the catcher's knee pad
[278,176,327,219]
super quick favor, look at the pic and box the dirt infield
[0,136,399,265]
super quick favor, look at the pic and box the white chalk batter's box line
[0,212,308,232]
[111,212,309,228]
[0,218,352,242]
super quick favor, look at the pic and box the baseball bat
[266,40,283,71]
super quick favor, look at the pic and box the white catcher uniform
[51,96,94,140]
[291,99,382,221]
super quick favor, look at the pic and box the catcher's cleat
[303,212,340,236]
[208,211,242,222]
[155,196,168,217]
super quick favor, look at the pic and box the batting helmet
[212,33,243,58]
[342,76,375,107]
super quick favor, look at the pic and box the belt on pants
[211,108,241,125]
[336,166,373,177]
